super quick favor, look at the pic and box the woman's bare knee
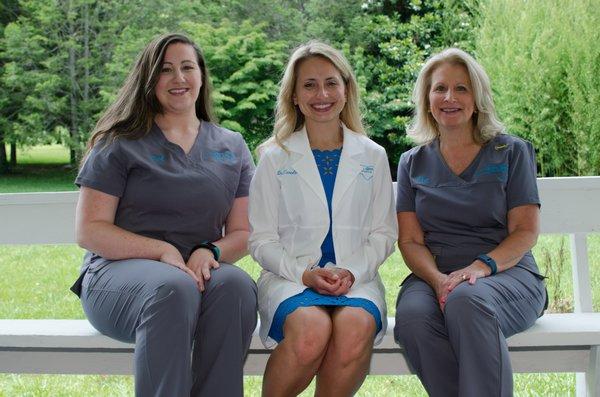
[331,307,376,366]
[283,307,333,366]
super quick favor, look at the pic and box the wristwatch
[475,254,497,275]
[191,241,221,261]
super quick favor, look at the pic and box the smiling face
[293,56,346,130]
[155,43,202,116]
[428,62,476,135]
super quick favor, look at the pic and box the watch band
[191,241,221,261]
[476,254,497,275]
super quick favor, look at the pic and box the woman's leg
[81,259,201,397]
[394,275,459,397]
[444,266,546,397]
[315,306,376,397]
[262,306,332,397]
[190,263,257,397]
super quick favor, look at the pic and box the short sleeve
[396,151,416,212]
[75,141,127,197]
[234,139,255,198]
[506,139,540,210]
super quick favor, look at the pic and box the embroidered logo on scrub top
[494,144,509,150]
[150,154,166,164]
[359,164,374,180]
[276,168,298,176]
[475,163,508,182]
[414,176,431,185]
[209,150,237,164]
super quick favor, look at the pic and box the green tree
[0,0,20,172]
[184,19,288,149]
[477,0,600,176]
[1,0,209,164]
[350,0,477,174]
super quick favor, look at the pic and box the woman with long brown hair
[70,33,257,396]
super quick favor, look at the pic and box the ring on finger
[461,274,467,281]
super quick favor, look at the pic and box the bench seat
[2,314,600,375]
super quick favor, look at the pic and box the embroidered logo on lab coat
[359,164,374,180]
[277,168,298,176]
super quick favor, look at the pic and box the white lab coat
[248,124,398,348]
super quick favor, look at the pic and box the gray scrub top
[76,121,255,267]
[396,134,542,275]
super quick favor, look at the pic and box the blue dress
[268,148,382,342]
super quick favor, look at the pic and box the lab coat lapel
[286,128,328,207]
[332,125,364,215]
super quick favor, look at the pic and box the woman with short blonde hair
[408,47,505,145]
[395,48,547,396]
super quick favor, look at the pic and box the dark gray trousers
[81,259,257,397]
[394,266,546,397]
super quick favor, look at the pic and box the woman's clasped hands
[159,243,219,291]
[302,266,354,296]
[434,260,491,310]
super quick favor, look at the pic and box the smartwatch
[475,254,497,275]
[191,241,221,261]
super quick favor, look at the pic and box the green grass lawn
[1,145,77,193]
[0,145,595,395]
[12,144,71,165]
[2,237,596,396]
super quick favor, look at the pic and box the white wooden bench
[1,177,599,395]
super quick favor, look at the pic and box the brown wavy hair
[83,33,215,159]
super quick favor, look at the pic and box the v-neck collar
[153,121,203,157]
[434,138,484,182]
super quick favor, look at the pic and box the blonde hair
[259,40,364,154]
[408,48,505,145]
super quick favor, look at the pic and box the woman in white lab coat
[248,41,397,397]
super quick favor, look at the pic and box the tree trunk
[79,1,89,163]
[68,0,78,166]
[10,142,16,167]
[0,135,8,173]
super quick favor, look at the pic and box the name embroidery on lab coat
[277,168,298,176]
[360,164,374,180]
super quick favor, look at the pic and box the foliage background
[0,0,600,176]
[0,0,599,176]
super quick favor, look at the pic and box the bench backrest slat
[0,192,78,244]
[537,177,600,234]
[571,233,593,313]
[0,178,598,313]
[1,177,599,243]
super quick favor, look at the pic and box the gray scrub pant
[80,259,257,397]
[394,266,546,397]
